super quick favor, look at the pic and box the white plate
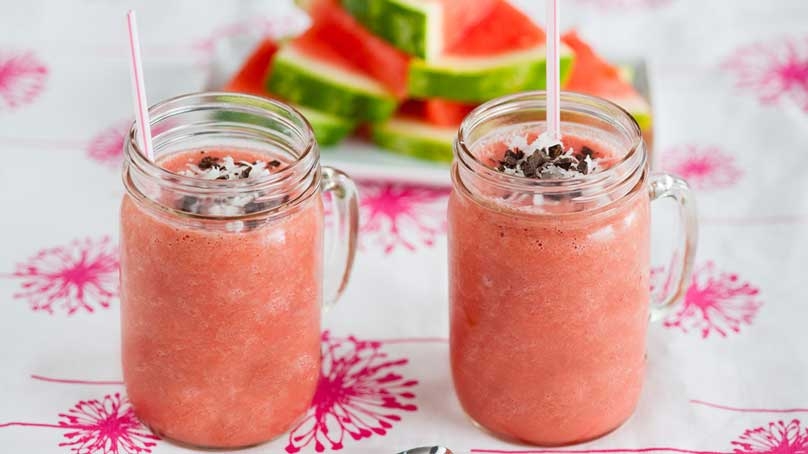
[208,36,651,188]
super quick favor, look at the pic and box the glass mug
[120,93,359,448]
[448,92,697,445]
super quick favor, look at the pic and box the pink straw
[545,0,561,142]
[126,10,154,162]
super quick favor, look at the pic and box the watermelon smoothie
[120,93,359,449]
[448,92,697,445]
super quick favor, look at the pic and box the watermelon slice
[267,43,398,122]
[407,1,574,102]
[224,38,280,96]
[400,99,476,127]
[223,38,355,146]
[561,31,652,132]
[300,0,410,98]
[340,0,500,60]
[371,115,456,162]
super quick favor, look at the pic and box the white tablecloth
[2,0,808,453]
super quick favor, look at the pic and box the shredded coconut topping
[173,154,288,225]
[179,155,281,181]
[497,132,600,179]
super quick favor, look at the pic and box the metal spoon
[397,447,454,454]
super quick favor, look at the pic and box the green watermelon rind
[214,95,356,147]
[614,64,653,132]
[267,46,398,122]
[624,103,652,132]
[371,117,456,163]
[295,105,357,146]
[408,46,575,103]
[341,0,438,60]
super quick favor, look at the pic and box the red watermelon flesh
[398,99,477,127]
[295,0,410,98]
[224,38,278,95]
[561,30,638,99]
[423,99,476,126]
[442,0,502,52]
[446,1,545,56]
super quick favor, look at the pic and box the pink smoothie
[120,149,323,448]
[448,133,650,445]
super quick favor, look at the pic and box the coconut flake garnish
[179,155,281,181]
[174,154,287,220]
[497,132,600,179]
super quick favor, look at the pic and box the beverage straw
[545,0,561,141]
[126,10,155,162]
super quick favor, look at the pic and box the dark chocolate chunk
[519,151,545,178]
[268,160,282,168]
[500,148,524,169]
[198,156,220,170]
[241,166,252,179]
[577,158,589,174]
[556,156,576,171]
[244,195,291,214]
[548,144,564,159]
[581,145,595,158]
[179,196,200,213]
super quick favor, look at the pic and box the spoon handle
[398,447,453,454]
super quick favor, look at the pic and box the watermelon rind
[408,45,575,103]
[615,64,652,132]
[371,116,456,162]
[341,0,440,60]
[612,95,652,132]
[267,45,398,122]
[214,94,355,147]
[296,105,357,146]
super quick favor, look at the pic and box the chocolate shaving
[501,149,524,169]
[496,139,600,180]
[268,160,282,168]
[519,152,545,178]
[180,196,200,212]
[548,144,564,159]
[556,157,576,171]
[577,159,589,174]
[198,156,220,170]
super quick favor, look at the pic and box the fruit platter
[219,0,653,185]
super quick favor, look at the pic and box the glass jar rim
[455,90,645,195]
[125,91,317,194]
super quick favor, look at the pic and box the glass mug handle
[320,166,360,307]
[648,172,698,321]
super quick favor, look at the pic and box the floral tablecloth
[2,0,808,453]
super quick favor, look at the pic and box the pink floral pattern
[285,332,418,453]
[723,36,808,111]
[469,419,808,454]
[656,261,763,339]
[0,393,158,454]
[86,121,131,167]
[358,181,449,254]
[3,237,119,315]
[732,420,808,454]
[660,145,743,190]
[57,394,158,454]
[0,50,48,110]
